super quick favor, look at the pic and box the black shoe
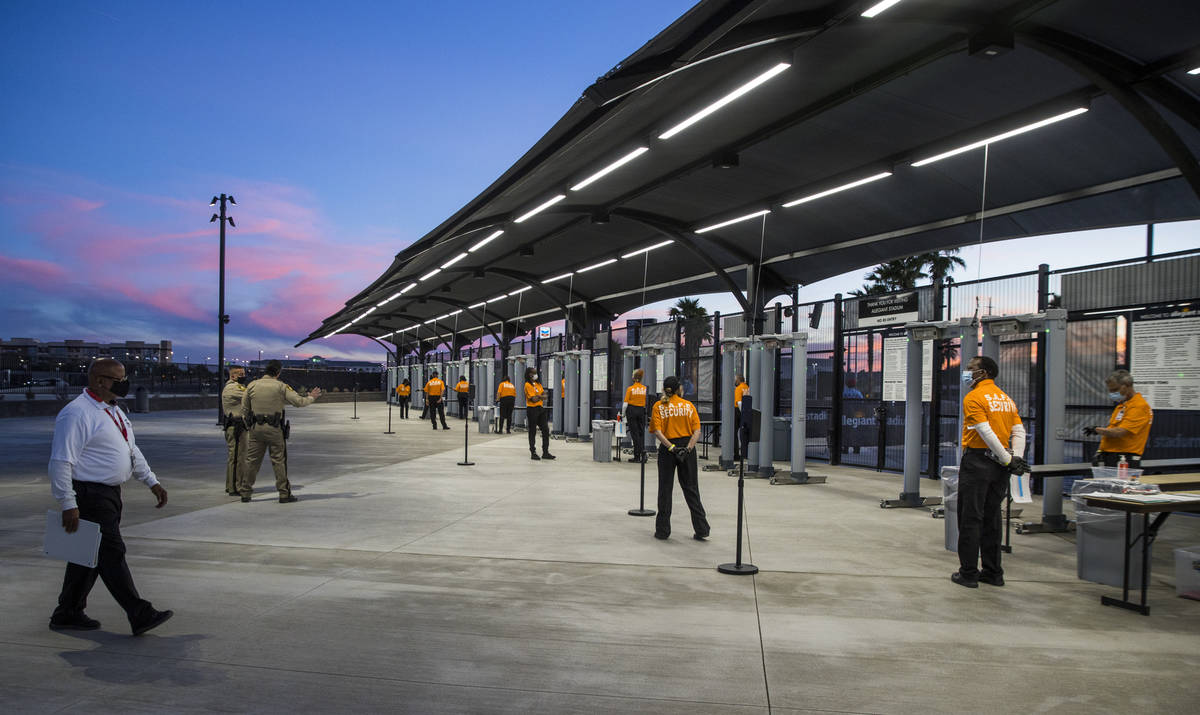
[441,424,450,430]
[626,456,641,462]
[279,495,299,504]
[654,533,669,540]
[225,490,240,496]
[432,425,438,430]
[240,496,251,503]
[978,573,1005,587]
[541,452,556,460]
[131,609,173,636]
[49,613,101,631]
[694,532,709,541]
[530,452,541,460]
[507,430,512,434]
[951,572,978,588]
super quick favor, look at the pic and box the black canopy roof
[300,0,1200,353]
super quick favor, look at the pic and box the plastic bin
[592,420,615,462]
[1076,506,1148,588]
[1175,547,1200,600]
[476,405,495,434]
[1090,466,1144,481]
[941,466,959,552]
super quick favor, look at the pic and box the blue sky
[2,1,1196,366]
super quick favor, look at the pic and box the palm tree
[850,249,967,295]
[669,297,712,397]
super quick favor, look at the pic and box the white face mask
[963,369,981,386]
[1108,391,1123,402]
[531,374,539,381]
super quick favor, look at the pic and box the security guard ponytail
[660,375,680,403]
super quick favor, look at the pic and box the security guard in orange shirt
[496,376,517,434]
[524,367,555,460]
[424,371,450,430]
[649,375,710,541]
[733,375,749,460]
[1086,369,1153,468]
[953,355,1027,588]
[622,368,649,462]
[454,375,471,419]
[395,379,411,419]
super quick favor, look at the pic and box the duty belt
[251,413,284,428]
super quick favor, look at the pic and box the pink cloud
[0,254,70,285]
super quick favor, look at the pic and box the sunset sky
[2,2,1195,366]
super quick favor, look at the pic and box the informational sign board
[655,354,664,391]
[592,353,607,390]
[1131,308,1200,411]
[882,333,933,402]
[859,291,919,327]
[538,326,552,338]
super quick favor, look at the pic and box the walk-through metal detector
[718,338,747,470]
[761,333,826,485]
[620,346,637,449]
[411,363,426,411]
[474,354,494,421]
[564,350,580,438]
[885,318,974,508]
[639,342,673,445]
[550,351,566,436]
[506,354,528,428]
[984,310,1069,533]
[570,349,592,440]
[446,360,463,418]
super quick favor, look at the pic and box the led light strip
[782,172,893,207]
[468,229,503,252]
[621,240,674,259]
[508,286,532,295]
[419,268,442,281]
[441,252,468,269]
[658,63,790,140]
[1189,66,1200,75]
[541,272,573,284]
[695,209,770,234]
[577,258,617,273]
[911,107,1089,167]
[861,0,904,18]
[514,194,566,223]
[570,147,649,191]
[400,282,417,294]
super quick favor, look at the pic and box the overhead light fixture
[441,252,468,269]
[448,309,462,316]
[577,258,617,273]
[590,211,610,225]
[209,196,219,206]
[489,294,508,302]
[861,0,904,18]
[468,302,486,309]
[423,318,437,325]
[468,229,503,253]
[399,282,418,294]
[782,172,892,207]
[1189,66,1200,75]
[473,269,486,279]
[362,307,376,316]
[514,194,566,223]
[570,147,649,191]
[695,209,771,234]
[712,152,739,169]
[542,272,573,284]
[509,286,532,295]
[419,268,441,281]
[658,62,790,140]
[621,240,674,259]
[911,107,1089,167]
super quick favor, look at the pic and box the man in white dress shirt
[47,358,173,635]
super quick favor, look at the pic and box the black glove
[672,446,690,463]
[1082,426,1098,436]
[1091,451,1103,467]
[1006,455,1029,476]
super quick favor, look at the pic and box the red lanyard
[104,408,129,442]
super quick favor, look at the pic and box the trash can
[134,385,150,413]
[592,420,615,462]
[941,466,959,552]
[1071,478,1157,588]
[773,416,790,462]
[1174,547,1200,600]
[476,405,495,434]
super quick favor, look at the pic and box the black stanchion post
[457,407,474,466]
[628,454,655,517]
[384,399,394,435]
[351,387,360,420]
[719,396,757,575]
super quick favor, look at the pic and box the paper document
[43,510,101,568]
[1092,493,1200,504]
[1010,473,1032,503]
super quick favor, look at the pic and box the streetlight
[210,193,236,423]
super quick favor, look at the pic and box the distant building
[249,355,382,373]
[0,338,173,367]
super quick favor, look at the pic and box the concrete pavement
[1,400,1197,713]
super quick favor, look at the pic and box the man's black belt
[963,447,990,453]
[249,413,284,427]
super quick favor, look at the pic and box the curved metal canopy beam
[482,266,617,327]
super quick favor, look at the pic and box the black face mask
[108,378,131,398]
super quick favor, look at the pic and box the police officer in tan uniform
[239,360,322,503]
[221,365,248,496]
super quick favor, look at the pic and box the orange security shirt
[650,394,701,440]
[396,384,411,397]
[496,381,516,399]
[962,379,1022,449]
[1100,392,1153,456]
[424,377,445,397]
[734,382,749,408]
[624,382,647,407]
[525,381,545,407]
[455,379,470,394]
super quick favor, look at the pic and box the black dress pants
[527,405,550,453]
[734,407,743,460]
[956,450,1008,579]
[398,397,409,418]
[498,397,515,432]
[457,395,469,419]
[627,405,647,459]
[655,437,710,539]
[54,481,152,623]
[428,397,448,428]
